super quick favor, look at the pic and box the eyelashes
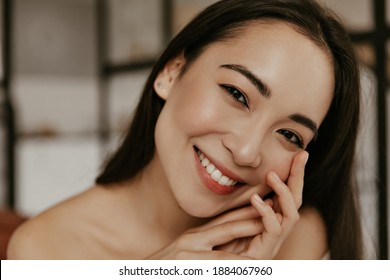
[219,83,305,149]
[219,84,249,107]
[276,129,305,149]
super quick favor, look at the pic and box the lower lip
[194,149,238,195]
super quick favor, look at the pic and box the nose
[222,124,264,168]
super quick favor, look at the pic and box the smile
[194,147,245,195]
[197,151,238,186]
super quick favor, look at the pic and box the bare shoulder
[275,206,328,259]
[7,187,102,259]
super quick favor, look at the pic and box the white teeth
[211,170,222,181]
[218,176,229,185]
[206,164,216,174]
[198,151,239,186]
[201,157,210,167]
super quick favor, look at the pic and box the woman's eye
[220,84,248,107]
[277,129,304,149]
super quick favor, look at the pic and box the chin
[178,198,226,218]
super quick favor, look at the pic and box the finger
[265,152,307,214]
[286,151,309,208]
[196,205,260,231]
[250,194,281,237]
[198,218,265,248]
[264,198,274,208]
[246,194,282,258]
[269,193,281,214]
[266,171,299,229]
[276,212,283,224]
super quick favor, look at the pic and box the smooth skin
[7,153,326,259]
[7,22,331,259]
[148,153,309,259]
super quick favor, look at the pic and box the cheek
[171,86,227,134]
[265,152,294,183]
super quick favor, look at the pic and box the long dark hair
[96,0,363,259]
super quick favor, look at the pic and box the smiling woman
[7,0,362,260]
[152,22,333,220]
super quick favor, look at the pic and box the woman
[8,0,362,259]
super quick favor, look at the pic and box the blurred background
[0,0,388,259]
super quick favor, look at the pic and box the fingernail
[272,171,282,183]
[303,153,309,166]
[252,194,263,204]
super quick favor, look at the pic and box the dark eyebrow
[289,114,319,140]
[220,64,271,98]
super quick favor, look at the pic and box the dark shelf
[102,59,156,75]
[2,0,15,210]
[350,30,376,42]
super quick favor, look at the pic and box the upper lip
[196,147,247,185]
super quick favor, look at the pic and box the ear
[154,53,186,100]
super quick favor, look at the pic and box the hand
[145,207,258,259]
[270,150,308,215]
[211,151,309,258]
[146,151,308,259]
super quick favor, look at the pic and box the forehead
[190,21,335,125]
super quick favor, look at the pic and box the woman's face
[153,22,334,217]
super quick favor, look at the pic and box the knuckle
[296,197,303,208]
[262,204,275,216]
[294,196,302,209]
[289,211,300,223]
[221,222,237,238]
[270,225,282,236]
